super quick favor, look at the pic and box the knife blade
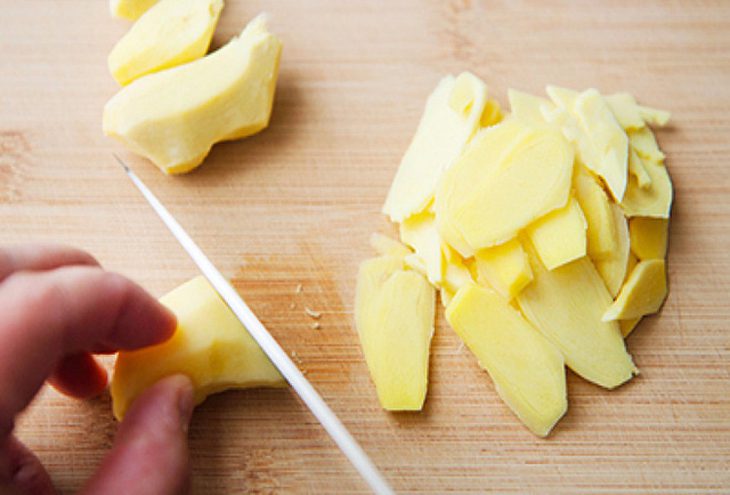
[115,155,394,495]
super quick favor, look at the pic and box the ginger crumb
[295,283,303,294]
[289,302,296,310]
[304,307,322,319]
[311,322,321,330]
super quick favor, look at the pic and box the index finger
[0,266,176,438]
[0,244,99,282]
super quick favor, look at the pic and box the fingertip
[48,353,108,399]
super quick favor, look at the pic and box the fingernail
[177,379,194,433]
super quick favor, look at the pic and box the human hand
[0,245,193,495]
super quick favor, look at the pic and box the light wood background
[1,0,729,493]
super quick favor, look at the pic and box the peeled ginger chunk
[110,0,159,20]
[474,238,533,299]
[603,260,667,321]
[111,276,284,420]
[436,118,574,251]
[446,284,567,437]
[382,72,487,222]
[517,245,637,389]
[108,0,224,86]
[630,217,669,260]
[103,15,282,174]
[355,256,435,410]
[526,198,587,270]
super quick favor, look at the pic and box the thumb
[81,375,194,495]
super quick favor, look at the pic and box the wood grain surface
[1,0,729,493]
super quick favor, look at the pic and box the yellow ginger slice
[111,276,284,420]
[474,238,533,299]
[369,232,411,258]
[355,257,435,410]
[573,165,617,260]
[594,203,631,297]
[620,317,642,338]
[109,0,224,86]
[399,209,443,285]
[547,86,629,202]
[441,245,475,294]
[603,260,667,321]
[435,118,574,252]
[110,0,159,20]
[526,197,587,270]
[480,99,503,127]
[638,106,671,127]
[508,89,553,126]
[382,72,488,222]
[628,147,652,189]
[620,154,673,218]
[604,93,645,131]
[629,127,666,163]
[446,284,567,437]
[103,15,282,174]
[629,217,669,260]
[517,244,637,389]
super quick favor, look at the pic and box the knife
[115,155,395,495]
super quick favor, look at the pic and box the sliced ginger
[603,260,667,321]
[110,0,159,20]
[355,256,435,410]
[525,198,587,270]
[356,77,672,436]
[382,72,487,223]
[111,276,284,420]
[109,0,224,86]
[446,284,567,437]
[435,118,574,252]
[474,238,532,299]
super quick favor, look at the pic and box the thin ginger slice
[603,259,667,321]
[629,217,669,260]
[355,257,435,410]
[382,72,487,223]
[446,284,567,437]
[435,118,573,252]
[526,197,587,270]
[517,243,637,389]
[594,203,631,297]
[474,238,533,299]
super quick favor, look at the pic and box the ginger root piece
[355,257,435,410]
[103,15,282,174]
[526,198,587,270]
[382,72,487,223]
[474,238,533,300]
[109,0,224,86]
[446,284,567,437]
[111,276,284,420]
[436,118,574,252]
[110,0,159,20]
[603,259,667,321]
[517,244,637,389]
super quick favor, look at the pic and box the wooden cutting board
[1,1,729,493]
